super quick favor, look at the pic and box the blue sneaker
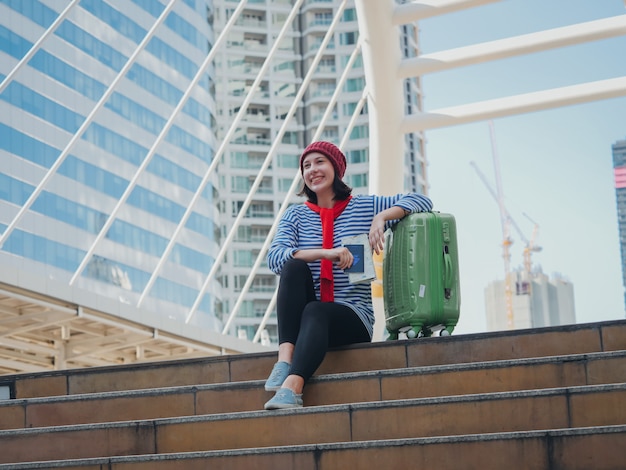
[264,388,303,410]
[264,361,290,391]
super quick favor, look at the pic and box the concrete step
[0,320,624,469]
[1,350,624,431]
[0,383,623,466]
[4,425,622,470]
[2,319,624,400]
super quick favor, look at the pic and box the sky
[417,0,626,334]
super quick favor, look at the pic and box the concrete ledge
[3,318,624,400]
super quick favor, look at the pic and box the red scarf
[305,196,352,302]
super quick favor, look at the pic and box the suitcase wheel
[401,326,425,339]
[388,325,454,340]
[440,325,456,336]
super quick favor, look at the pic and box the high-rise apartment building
[0,0,223,330]
[484,269,576,331]
[612,137,626,312]
[212,0,428,342]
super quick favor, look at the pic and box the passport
[342,234,376,284]
[344,244,364,273]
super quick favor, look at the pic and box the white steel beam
[0,346,51,365]
[393,0,501,24]
[400,76,626,132]
[0,356,48,373]
[399,15,626,77]
[0,336,55,355]
[65,336,151,360]
[354,0,405,196]
[0,313,72,337]
[0,304,49,319]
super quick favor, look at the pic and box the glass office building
[613,137,626,312]
[0,0,222,329]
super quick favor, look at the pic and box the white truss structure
[1,0,625,375]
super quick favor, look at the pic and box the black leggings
[277,258,370,383]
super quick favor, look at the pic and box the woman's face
[302,152,335,194]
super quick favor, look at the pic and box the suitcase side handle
[443,244,453,299]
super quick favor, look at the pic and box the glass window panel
[1,82,83,133]
[186,212,215,239]
[80,0,145,43]
[3,0,57,28]
[82,123,145,166]
[0,25,32,59]
[0,174,32,205]
[350,124,369,139]
[128,186,181,222]
[85,255,148,292]
[342,8,357,22]
[277,153,298,168]
[30,50,106,101]
[56,20,127,71]
[30,192,106,234]
[348,149,368,164]
[131,0,164,17]
[0,123,58,168]
[2,229,85,272]
[127,63,182,106]
[146,37,197,79]
[107,219,167,256]
[153,277,211,314]
[172,244,213,273]
[344,77,365,92]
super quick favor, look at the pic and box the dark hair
[298,175,353,204]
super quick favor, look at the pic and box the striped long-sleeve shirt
[267,193,433,338]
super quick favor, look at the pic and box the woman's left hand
[369,214,386,255]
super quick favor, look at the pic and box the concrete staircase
[0,319,624,469]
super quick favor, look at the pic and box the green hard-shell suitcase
[383,212,460,339]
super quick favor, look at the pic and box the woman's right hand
[326,247,353,270]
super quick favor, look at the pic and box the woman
[264,141,433,410]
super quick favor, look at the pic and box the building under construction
[484,269,576,331]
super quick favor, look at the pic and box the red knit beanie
[300,141,347,179]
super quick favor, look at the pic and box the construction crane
[521,212,542,276]
[470,162,543,279]
[467,122,514,327]
[470,121,543,329]
[489,121,514,329]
